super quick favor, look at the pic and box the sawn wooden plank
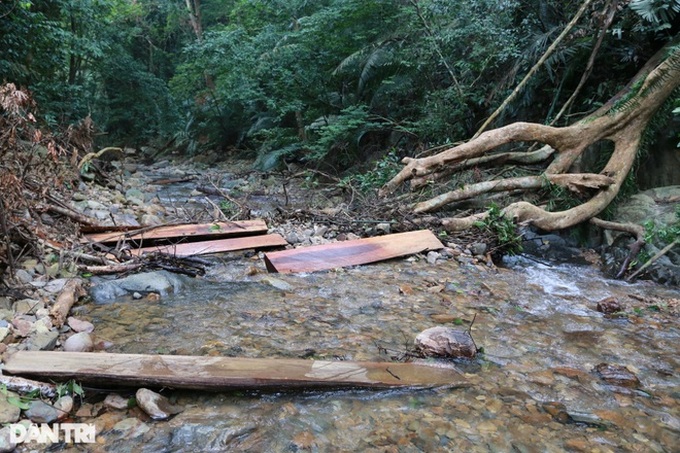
[264,230,444,273]
[83,220,269,245]
[3,351,468,391]
[129,233,288,257]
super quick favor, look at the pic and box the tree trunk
[381,40,680,233]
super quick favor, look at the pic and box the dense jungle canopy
[1,0,679,236]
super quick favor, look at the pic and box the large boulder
[601,186,680,285]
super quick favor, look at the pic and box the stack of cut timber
[3,351,469,391]
[82,220,287,257]
[264,230,444,273]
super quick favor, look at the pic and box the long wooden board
[130,234,288,257]
[264,230,444,273]
[3,352,468,391]
[83,220,269,245]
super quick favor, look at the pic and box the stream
[76,164,679,452]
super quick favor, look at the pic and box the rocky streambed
[0,155,679,452]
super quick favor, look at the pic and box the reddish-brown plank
[3,351,468,391]
[264,230,444,273]
[82,220,268,245]
[130,233,288,257]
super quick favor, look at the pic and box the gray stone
[13,299,44,316]
[140,214,163,225]
[26,329,59,351]
[25,400,60,423]
[426,251,440,264]
[0,391,21,423]
[0,327,8,342]
[0,309,12,321]
[63,332,94,352]
[112,418,151,438]
[470,242,487,256]
[415,326,477,359]
[0,426,17,453]
[14,269,33,284]
[262,277,292,291]
[90,271,186,303]
[136,388,183,420]
[125,188,145,203]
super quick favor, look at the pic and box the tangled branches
[0,84,91,282]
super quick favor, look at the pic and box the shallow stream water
[80,252,679,452]
[65,163,680,452]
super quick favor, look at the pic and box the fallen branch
[77,147,123,171]
[589,217,645,279]
[0,375,57,398]
[81,262,144,275]
[50,279,84,328]
[627,239,679,282]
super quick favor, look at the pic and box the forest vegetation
[1,0,679,249]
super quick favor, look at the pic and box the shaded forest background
[2,0,678,174]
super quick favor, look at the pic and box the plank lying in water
[264,230,444,273]
[83,220,268,245]
[129,234,288,257]
[3,352,468,391]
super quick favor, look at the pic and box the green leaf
[7,396,31,410]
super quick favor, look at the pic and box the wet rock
[262,277,292,291]
[64,332,94,352]
[54,395,73,420]
[596,297,624,314]
[426,251,440,264]
[0,391,21,423]
[25,400,60,423]
[104,393,131,410]
[415,326,477,358]
[470,243,487,256]
[90,271,185,303]
[67,316,95,333]
[135,388,183,420]
[542,401,571,423]
[593,363,641,388]
[375,223,391,234]
[26,329,59,351]
[112,417,151,438]
[0,427,17,453]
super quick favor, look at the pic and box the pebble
[596,297,624,314]
[63,332,94,352]
[426,251,440,264]
[54,395,74,420]
[135,388,183,420]
[593,363,641,388]
[112,418,151,438]
[68,316,95,333]
[104,393,131,410]
[0,427,17,453]
[25,400,60,423]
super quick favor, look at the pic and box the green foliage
[56,379,85,400]
[643,205,680,245]
[339,150,400,193]
[474,204,523,256]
